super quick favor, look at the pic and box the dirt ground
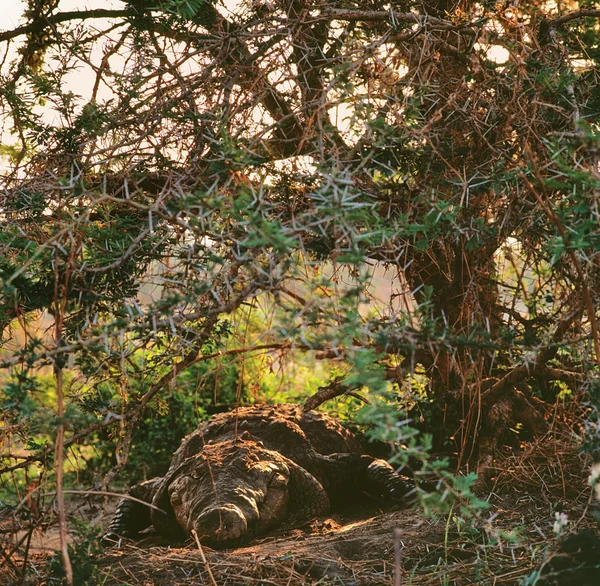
[1,435,595,586]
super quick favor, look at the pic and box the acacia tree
[1,0,600,580]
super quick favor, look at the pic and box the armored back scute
[105,404,421,547]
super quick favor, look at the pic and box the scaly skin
[106,405,422,546]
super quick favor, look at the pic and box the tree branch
[551,9,600,26]
[319,8,476,33]
[0,9,135,43]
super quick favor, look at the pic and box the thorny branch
[0,1,600,577]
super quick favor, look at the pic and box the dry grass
[0,426,595,586]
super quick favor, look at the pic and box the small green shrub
[47,518,104,585]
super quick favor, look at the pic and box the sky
[0,0,22,29]
[0,0,245,143]
[0,0,27,29]
[0,0,434,311]
[0,0,240,29]
[0,1,508,163]
[0,1,129,29]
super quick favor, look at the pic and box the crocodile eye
[270,473,287,488]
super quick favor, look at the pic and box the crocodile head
[152,437,329,546]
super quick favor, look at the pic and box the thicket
[1,0,600,584]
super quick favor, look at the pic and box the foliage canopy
[1,0,600,580]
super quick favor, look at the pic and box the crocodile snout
[194,505,248,544]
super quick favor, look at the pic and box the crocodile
[105,404,422,547]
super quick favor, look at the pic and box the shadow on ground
[98,508,430,585]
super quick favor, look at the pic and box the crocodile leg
[104,477,162,541]
[364,459,419,499]
[313,453,428,505]
[287,458,330,522]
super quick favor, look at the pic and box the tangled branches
[1,0,600,580]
